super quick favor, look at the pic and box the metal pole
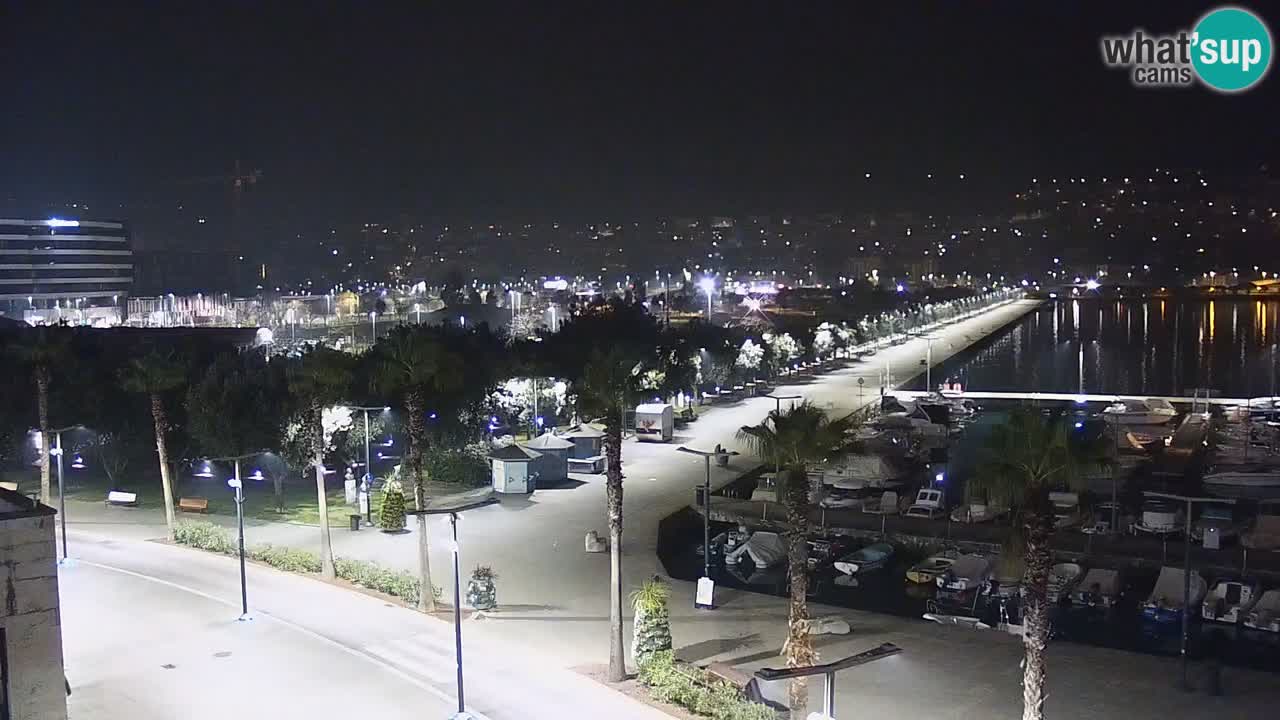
[926,339,932,391]
[1180,500,1192,690]
[364,409,373,524]
[703,455,712,580]
[823,671,836,719]
[235,459,248,619]
[56,430,67,561]
[450,512,466,714]
[1112,423,1119,534]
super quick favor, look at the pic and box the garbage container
[349,514,362,531]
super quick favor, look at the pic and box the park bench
[105,490,138,507]
[178,496,209,513]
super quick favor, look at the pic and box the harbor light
[1085,279,1101,291]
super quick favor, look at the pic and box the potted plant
[378,476,407,532]
[630,576,672,665]
[467,566,498,610]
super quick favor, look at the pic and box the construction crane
[176,159,262,216]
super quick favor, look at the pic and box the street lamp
[678,445,738,609]
[48,425,84,562]
[350,405,392,524]
[924,335,938,392]
[203,453,261,620]
[408,488,499,718]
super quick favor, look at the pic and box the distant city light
[44,218,79,227]
[1085,279,1100,291]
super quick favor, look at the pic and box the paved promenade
[62,298,1280,718]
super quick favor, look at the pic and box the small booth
[634,403,675,443]
[565,425,605,459]
[489,444,542,494]
[522,432,574,486]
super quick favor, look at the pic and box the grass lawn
[41,468,480,527]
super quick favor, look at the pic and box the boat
[818,492,861,509]
[1191,505,1244,544]
[1047,562,1085,603]
[1141,567,1207,624]
[1131,500,1184,536]
[806,536,855,571]
[904,488,946,519]
[833,543,894,576]
[1049,492,1082,529]
[724,531,787,569]
[1102,398,1178,425]
[1201,579,1260,624]
[861,490,900,515]
[906,553,957,584]
[1202,465,1280,487]
[1244,589,1280,633]
[1242,501,1280,550]
[1072,568,1122,608]
[937,554,994,592]
[950,502,1004,524]
[922,612,991,630]
[822,454,906,490]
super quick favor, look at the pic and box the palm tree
[7,327,72,505]
[288,348,357,580]
[369,326,464,612]
[119,350,186,540]
[970,408,1105,720]
[737,402,856,717]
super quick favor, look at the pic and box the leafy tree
[186,352,289,491]
[6,327,72,504]
[737,403,857,716]
[120,349,187,539]
[971,409,1106,720]
[368,325,465,612]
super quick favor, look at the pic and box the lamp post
[1145,491,1236,691]
[350,405,392,524]
[48,425,83,562]
[204,453,261,620]
[678,445,738,609]
[409,488,498,717]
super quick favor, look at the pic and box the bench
[105,490,138,507]
[0,481,17,492]
[178,496,209,513]
[567,455,605,474]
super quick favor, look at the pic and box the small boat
[1047,562,1085,603]
[1102,398,1178,426]
[1072,568,1122,608]
[906,553,956,584]
[806,536,856,571]
[904,488,947,519]
[922,612,991,630]
[950,502,1004,524]
[724,531,787,569]
[1142,567,1207,624]
[1203,465,1280,487]
[1244,589,1280,633]
[1131,501,1184,536]
[819,492,861,509]
[937,554,993,592]
[1201,579,1260,624]
[833,543,895,576]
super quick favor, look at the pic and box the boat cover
[1146,567,1207,609]
[725,531,787,568]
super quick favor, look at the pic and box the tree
[6,327,72,504]
[120,350,187,539]
[630,576,672,666]
[288,348,357,580]
[368,326,465,612]
[971,409,1105,720]
[737,403,856,717]
[379,469,407,530]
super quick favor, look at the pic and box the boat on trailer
[1201,579,1260,624]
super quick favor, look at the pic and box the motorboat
[833,543,894,576]
[818,492,861,509]
[1049,492,1082,529]
[822,454,905,491]
[906,553,957,584]
[1102,398,1177,426]
[1072,568,1122,608]
[1047,562,1085,603]
[922,612,991,630]
[1201,579,1260,624]
[1131,501,1184,536]
[937,554,994,592]
[904,488,946,519]
[1191,505,1243,544]
[806,536,855,571]
[724,531,787,569]
[1202,465,1280,488]
[1142,567,1207,624]
[1244,589,1280,633]
[950,502,1004,524]
[861,490,900,515]
[1242,501,1280,550]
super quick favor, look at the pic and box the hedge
[637,651,777,720]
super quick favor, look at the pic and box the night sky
[2,1,1276,222]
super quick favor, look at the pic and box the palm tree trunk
[37,371,51,505]
[1020,507,1055,720]
[150,394,177,540]
[782,468,815,717]
[605,418,626,682]
[406,390,436,612]
[314,408,336,580]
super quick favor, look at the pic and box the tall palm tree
[737,402,856,717]
[120,350,187,540]
[7,327,72,505]
[576,347,642,683]
[971,408,1105,720]
[289,348,357,581]
[369,326,464,612]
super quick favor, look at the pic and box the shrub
[379,476,407,530]
[424,446,490,487]
[630,577,673,664]
[467,565,498,610]
[174,521,236,554]
[334,557,441,604]
[250,544,323,573]
[637,652,776,720]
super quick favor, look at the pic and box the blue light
[45,218,80,228]
[428,412,438,419]
[934,472,945,483]
[1074,421,1084,429]
[896,284,905,292]
[535,416,545,427]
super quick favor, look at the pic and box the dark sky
[2,1,1276,221]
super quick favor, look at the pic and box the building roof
[564,425,605,439]
[0,486,56,521]
[523,433,575,450]
[635,403,673,414]
[489,444,542,462]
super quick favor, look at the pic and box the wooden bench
[178,496,209,513]
[105,490,138,507]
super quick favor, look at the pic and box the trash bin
[349,514,362,531]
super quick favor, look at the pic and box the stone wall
[1,511,67,720]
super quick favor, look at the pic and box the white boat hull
[1203,471,1280,487]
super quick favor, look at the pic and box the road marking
[74,559,491,720]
